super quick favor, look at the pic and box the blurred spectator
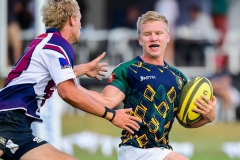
[176,0,211,26]
[17,0,34,30]
[123,6,140,29]
[227,0,240,31]
[154,0,179,65]
[7,0,34,66]
[211,0,228,46]
[107,0,155,29]
[7,0,23,66]
[107,0,127,29]
[175,4,219,66]
[208,54,240,122]
[180,4,219,43]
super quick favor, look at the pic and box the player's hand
[85,52,108,81]
[111,108,142,134]
[193,95,217,123]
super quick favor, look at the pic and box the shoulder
[48,34,72,49]
[44,33,74,63]
[166,63,188,81]
[114,58,139,71]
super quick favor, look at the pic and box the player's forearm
[58,82,104,117]
[73,63,89,78]
[59,85,114,122]
[66,92,115,121]
[77,85,114,108]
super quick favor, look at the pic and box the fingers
[124,120,140,133]
[195,95,212,108]
[99,63,108,72]
[121,108,142,123]
[200,95,211,105]
[193,95,216,122]
[195,98,205,108]
[95,52,106,62]
[123,108,132,113]
[95,70,106,81]
[211,95,217,106]
[98,71,106,76]
[95,77,102,81]
[112,109,141,134]
[124,126,134,134]
[129,115,142,123]
[121,109,141,132]
[193,96,209,113]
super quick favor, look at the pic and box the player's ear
[69,16,75,26]
[138,37,143,46]
[166,32,170,43]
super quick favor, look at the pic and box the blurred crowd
[5,0,240,123]
[7,0,34,66]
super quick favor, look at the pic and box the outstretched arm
[73,52,108,80]
[77,85,124,109]
[58,80,141,134]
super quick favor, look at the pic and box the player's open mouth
[149,44,160,49]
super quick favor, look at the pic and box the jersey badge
[176,76,184,89]
[58,58,71,69]
[108,72,115,83]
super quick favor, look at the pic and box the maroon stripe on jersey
[40,80,56,106]
[4,34,48,86]
[43,44,69,63]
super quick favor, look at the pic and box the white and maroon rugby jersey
[0,28,78,122]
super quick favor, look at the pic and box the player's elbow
[58,87,72,102]
[57,80,76,102]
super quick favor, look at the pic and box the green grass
[62,114,240,160]
[62,114,121,160]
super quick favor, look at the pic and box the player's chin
[148,50,163,58]
[73,38,80,44]
[148,53,161,59]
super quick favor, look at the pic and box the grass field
[62,114,240,160]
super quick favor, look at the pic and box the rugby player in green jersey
[79,11,217,160]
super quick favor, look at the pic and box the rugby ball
[177,77,213,124]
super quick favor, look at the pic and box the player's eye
[143,33,150,36]
[156,32,163,35]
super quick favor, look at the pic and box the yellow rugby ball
[177,77,213,124]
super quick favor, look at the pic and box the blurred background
[0,0,240,159]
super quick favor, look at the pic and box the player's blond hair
[41,0,80,30]
[137,11,169,36]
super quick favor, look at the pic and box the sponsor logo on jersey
[33,137,44,143]
[108,72,115,83]
[140,75,156,81]
[6,139,19,154]
[0,137,6,145]
[58,58,71,69]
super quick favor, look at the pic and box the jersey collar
[136,56,168,67]
[46,28,62,36]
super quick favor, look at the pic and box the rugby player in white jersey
[0,0,141,159]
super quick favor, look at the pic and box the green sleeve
[108,62,131,94]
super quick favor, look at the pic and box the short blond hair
[137,11,169,36]
[41,0,80,30]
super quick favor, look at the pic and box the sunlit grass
[62,114,240,160]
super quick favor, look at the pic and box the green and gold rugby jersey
[108,56,188,149]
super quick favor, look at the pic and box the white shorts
[118,145,172,160]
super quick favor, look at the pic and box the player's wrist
[102,106,116,121]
